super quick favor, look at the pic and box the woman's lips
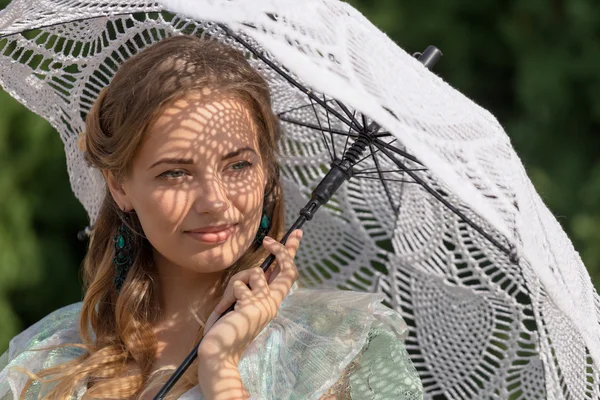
[185,224,237,244]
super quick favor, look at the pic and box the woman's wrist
[197,360,250,400]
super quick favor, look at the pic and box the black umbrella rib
[324,94,336,160]
[354,176,414,183]
[279,116,358,137]
[277,98,337,116]
[373,141,512,256]
[342,111,357,157]
[308,96,333,161]
[353,138,397,166]
[335,99,363,132]
[218,24,358,130]
[355,167,428,174]
[373,138,422,165]
[362,114,369,129]
[368,143,398,213]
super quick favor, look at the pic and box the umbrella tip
[414,46,443,69]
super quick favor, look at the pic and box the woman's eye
[158,169,187,179]
[157,162,251,179]
[229,161,252,171]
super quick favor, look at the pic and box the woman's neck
[153,252,225,331]
[145,252,227,390]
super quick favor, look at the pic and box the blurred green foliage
[0,0,598,354]
[0,88,86,349]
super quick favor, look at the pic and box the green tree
[0,88,86,350]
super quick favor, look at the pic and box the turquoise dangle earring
[253,193,272,249]
[113,208,134,293]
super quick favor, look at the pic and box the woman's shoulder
[6,302,84,360]
[0,302,85,399]
[1,302,84,371]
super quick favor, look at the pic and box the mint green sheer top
[0,284,423,399]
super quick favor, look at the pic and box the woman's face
[112,91,266,274]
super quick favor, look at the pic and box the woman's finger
[203,265,272,333]
[248,266,270,298]
[232,280,253,302]
[285,229,303,260]
[204,272,256,333]
[263,236,300,306]
[204,230,302,333]
[209,268,260,316]
[266,229,302,284]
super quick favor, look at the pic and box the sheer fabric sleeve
[319,303,423,400]
[319,328,423,399]
[0,303,84,399]
[0,350,10,400]
[236,284,423,400]
[348,324,423,399]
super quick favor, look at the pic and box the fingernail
[263,236,274,243]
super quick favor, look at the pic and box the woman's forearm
[197,360,250,400]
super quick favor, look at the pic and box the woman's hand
[196,229,303,395]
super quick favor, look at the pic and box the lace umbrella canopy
[0,0,599,398]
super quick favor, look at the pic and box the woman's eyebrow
[221,147,257,160]
[148,157,194,170]
[148,147,257,170]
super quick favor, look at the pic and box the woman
[0,35,423,399]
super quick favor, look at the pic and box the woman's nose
[193,177,230,214]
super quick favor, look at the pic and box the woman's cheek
[148,189,191,224]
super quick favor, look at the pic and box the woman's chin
[181,251,240,273]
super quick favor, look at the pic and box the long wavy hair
[20,35,285,399]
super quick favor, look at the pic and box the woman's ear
[103,170,132,211]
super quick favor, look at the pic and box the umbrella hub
[306,127,377,211]
[343,126,379,167]
[344,134,370,165]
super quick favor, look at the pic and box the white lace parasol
[0,0,598,398]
